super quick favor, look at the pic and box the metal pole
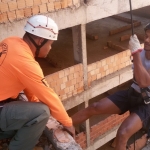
[129,0,134,35]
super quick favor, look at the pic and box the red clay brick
[1,0,12,2]
[47,2,54,12]
[66,80,72,87]
[33,0,41,6]
[8,1,17,11]
[67,0,73,6]
[7,10,16,22]
[64,87,69,94]
[41,0,48,3]
[50,72,59,80]
[61,94,67,101]
[16,9,24,20]
[17,0,26,9]
[0,12,8,23]
[73,0,79,5]
[68,74,73,81]
[58,89,65,96]
[74,64,81,72]
[59,70,64,78]
[24,7,32,17]
[64,68,70,76]
[25,0,33,7]
[0,2,9,13]
[109,21,141,35]
[54,1,61,10]
[39,3,47,13]
[61,0,68,8]
[120,34,130,41]
[71,79,76,85]
[73,72,79,78]
[62,76,68,83]
[32,6,39,15]
[112,15,137,23]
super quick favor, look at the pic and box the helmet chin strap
[27,33,48,57]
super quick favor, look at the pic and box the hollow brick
[17,0,26,9]
[0,12,8,23]
[32,6,39,15]
[7,10,16,22]
[54,1,61,10]
[8,1,17,11]
[16,9,24,20]
[25,0,33,7]
[0,2,9,13]
[47,2,54,12]
[24,7,32,17]
[39,3,48,13]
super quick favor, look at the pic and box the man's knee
[37,103,50,118]
[89,102,102,115]
[117,127,131,140]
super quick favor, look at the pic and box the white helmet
[24,15,58,40]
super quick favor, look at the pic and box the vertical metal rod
[129,0,134,35]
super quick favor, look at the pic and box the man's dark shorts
[108,87,150,130]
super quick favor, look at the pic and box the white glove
[129,34,142,55]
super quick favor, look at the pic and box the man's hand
[129,34,142,55]
[63,126,75,139]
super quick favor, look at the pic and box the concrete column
[72,24,91,148]
[72,24,88,90]
[85,101,91,148]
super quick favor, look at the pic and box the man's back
[0,37,38,100]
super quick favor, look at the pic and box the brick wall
[88,49,131,87]
[45,49,132,101]
[75,111,130,149]
[0,0,80,23]
[45,63,84,101]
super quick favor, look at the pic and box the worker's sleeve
[24,88,40,102]
[13,57,72,127]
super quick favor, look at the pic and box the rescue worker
[0,15,75,150]
[72,23,150,150]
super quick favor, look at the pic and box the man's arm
[14,55,73,128]
[24,88,39,102]
[133,53,150,87]
[129,34,150,87]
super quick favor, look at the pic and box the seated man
[72,23,150,150]
[0,15,74,150]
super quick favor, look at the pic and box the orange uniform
[0,37,72,127]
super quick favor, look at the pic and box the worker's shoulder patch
[41,78,49,87]
[0,42,8,66]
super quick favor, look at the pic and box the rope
[129,0,134,35]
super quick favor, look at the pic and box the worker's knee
[89,102,102,115]
[117,127,130,141]
[37,103,50,118]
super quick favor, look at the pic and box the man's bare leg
[72,97,121,125]
[115,113,143,150]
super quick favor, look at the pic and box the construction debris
[111,15,137,23]
[120,33,144,41]
[86,33,99,40]
[109,22,141,35]
[103,46,108,49]
[44,117,82,150]
[107,41,126,51]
